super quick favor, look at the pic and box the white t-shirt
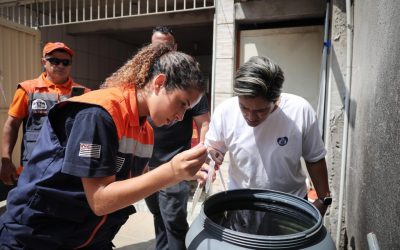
[205,93,326,197]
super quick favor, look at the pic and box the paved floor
[113,209,156,250]
[113,193,213,249]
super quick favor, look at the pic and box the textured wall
[346,1,400,249]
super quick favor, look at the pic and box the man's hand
[312,200,329,217]
[1,158,18,185]
[207,148,224,165]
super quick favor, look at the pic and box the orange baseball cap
[43,42,74,57]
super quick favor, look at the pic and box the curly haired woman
[0,43,208,249]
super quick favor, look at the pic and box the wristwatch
[317,195,332,206]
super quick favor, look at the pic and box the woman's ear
[153,74,167,91]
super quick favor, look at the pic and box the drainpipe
[210,12,217,112]
[336,0,354,246]
[317,0,331,138]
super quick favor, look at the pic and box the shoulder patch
[79,143,101,158]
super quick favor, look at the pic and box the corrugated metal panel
[0,17,41,167]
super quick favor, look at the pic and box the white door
[239,26,323,110]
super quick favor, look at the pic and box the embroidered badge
[79,143,101,158]
[32,99,48,114]
[115,156,125,172]
[277,137,288,146]
[32,99,47,110]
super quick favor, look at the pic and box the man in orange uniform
[0,42,90,192]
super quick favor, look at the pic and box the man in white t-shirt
[205,56,331,216]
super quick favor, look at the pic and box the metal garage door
[0,17,41,168]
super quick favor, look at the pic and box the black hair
[152,26,174,36]
[234,56,284,102]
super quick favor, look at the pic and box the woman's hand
[169,143,208,181]
[193,162,217,187]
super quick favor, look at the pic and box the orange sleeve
[8,87,29,119]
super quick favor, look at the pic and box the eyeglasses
[45,57,72,66]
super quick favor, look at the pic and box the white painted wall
[239,26,323,110]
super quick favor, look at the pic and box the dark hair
[152,26,174,36]
[101,43,205,93]
[234,56,284,102]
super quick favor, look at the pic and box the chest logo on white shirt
[277,137,288,146]
[79,143,101,158]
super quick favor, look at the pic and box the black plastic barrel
[186,189,336,250]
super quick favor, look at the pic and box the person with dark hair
[0,43,208,249]
[152,25,177,50]
[146,26,210,250]
[206,56,332,217]
[1,42,90,192]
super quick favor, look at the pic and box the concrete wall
[212,0,235,110]
[41,25,136,90]
[345,1,400,249]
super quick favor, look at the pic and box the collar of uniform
[124,87,141,128]
[37,72,73,89]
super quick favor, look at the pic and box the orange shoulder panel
[18,79,38,94]
[68,88,133,139]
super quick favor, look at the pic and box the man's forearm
[2,117,21,158]
[306,158,330,197]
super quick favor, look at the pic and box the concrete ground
[113,208,156,250]
[113,197,204,250]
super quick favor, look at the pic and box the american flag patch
[79,143,101,158]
